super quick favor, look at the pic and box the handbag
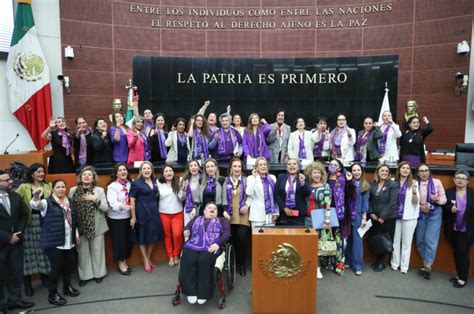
[318,228,337,257]
[369,232,393,256]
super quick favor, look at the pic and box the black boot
[41,274,49,288]
[48,291,67,306]
[24,275,33,297]
[63,284,80,297]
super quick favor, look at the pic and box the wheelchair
[172,242,236,309]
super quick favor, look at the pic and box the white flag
[377,85,390,125]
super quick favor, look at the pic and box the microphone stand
[3,134,20,155]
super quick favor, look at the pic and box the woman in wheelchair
[179,202,230,305]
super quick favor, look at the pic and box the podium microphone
[3,134,20,155]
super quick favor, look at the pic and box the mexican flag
[6,0,52,150]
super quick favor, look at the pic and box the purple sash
[355,130,373,162]
[313,130,325,157]
[205,176,217,193]
[156,128,167,159]
[378,123,391,154]
[298,133,307,159]
[419,176,437,216]
[185,175,200,213]
[58,130,71,156]
[329,174,346,220]
[78,128,91,167]
[217,128,237,157]
[261,175,276,214]
[396,179,408,219]
[225,176,246,216]
[140,132,151,161]
[144,119,154,135]
[350,180,360,220]
[184,216,222,251]
[194,128,209,160]
[285,174,296,208]
[329,126,347,157]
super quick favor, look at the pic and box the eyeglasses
[454,177,468,181]
[418,169,429,173]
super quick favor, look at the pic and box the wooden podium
[252,228,318,313]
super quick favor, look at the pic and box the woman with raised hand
[354,117,382,163]
[443,170,474,288]
[346,163,370,276]
[157,165,184,268]
[209,113,242,162]
[198,158,225,216]
[377,111,401,164]
[129,161,163,273]
[304,161,332,279]
[109,111,129,163]
[391,161,420,274]
[242,113,272,162]
[16,163,51,296]
[415,163,446,279]
[73,117,94,170]
[274,158,310,225]
[41,117,75,174]
[165,118,188,164]
[246,157,278,227]
[127,115,151,163]
[232,114,245,137]
[91,118,113,166]
[149,113,168,162]
[188,114,210,163]
[222,158,251,276]
[400,116,433,167]
[31,179,80,306]
[181,160,202,225]
[69,166,109,286]
[287,117,318,163]
[368,164,398,272]
[106,163,133,276]
[329,114,356,164]
[311,116,330,161]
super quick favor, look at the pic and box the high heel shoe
[144,265,152,273]
[150,261,156,268]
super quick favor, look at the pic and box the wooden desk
[427,153,455,166]
[0,151,52,171]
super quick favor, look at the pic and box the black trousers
[370,218,396,262]
[452,231,472,282]
[109,218,132,261]
[44,247,76,294]
[179,248,217,299]
[230,224,250,268]
[0,243,23,306]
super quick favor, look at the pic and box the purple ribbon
[396,179,408,219]
[225,176,246,216]
[378,123,391,154]
[355,129,373,162]
[58,130,71,156]
[298,133,307,159]
[285,174,297,208]
[205,176,216,193]
[313,130,325,157]
[156,128,168,159]
[261,175,276,215]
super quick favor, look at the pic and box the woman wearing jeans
[415,164,446,279]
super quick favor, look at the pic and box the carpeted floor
[19,263,474,314]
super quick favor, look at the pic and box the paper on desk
[357,219,373,238]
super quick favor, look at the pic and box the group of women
[18,103,471,307]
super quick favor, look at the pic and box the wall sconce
[57,75,71,93]
[455,72,468,95]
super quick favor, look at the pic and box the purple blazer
[109,126,128,163]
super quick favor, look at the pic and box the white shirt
[0,191,11,215]
[106,181,131,219]
[31,198,77,250]
[157,182,183,214]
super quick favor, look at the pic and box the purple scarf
[225,176,246,216]
[329,126,347,157]
[139,132,151,161]
[57,129,71,156]
[285,174,297,208]
[193,128,209,160]
[298,133,307,159]
[378,123,392,154]
[397,179,408,219]
[144,119,154,135]
[350,180,360,220]
[217,128,237,156]
[78,128,91,167]
[261,175,276,214]
[329,174,346,220]
[419,176,437,216]
[355,130,373,162]
[205,176,217,193]
[184,216,222,251]
[313,130,325,157]
[184,175,200,213]
[178,132,187,146]
[156,128,167,159]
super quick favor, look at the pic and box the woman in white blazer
[329,114,356,164]
[287,117,318,163]
[391,161,420,273]
[378,111,402,164]
[165,118,189,164]
[245,157,278,227]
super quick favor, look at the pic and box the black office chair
[454,143,474,168]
